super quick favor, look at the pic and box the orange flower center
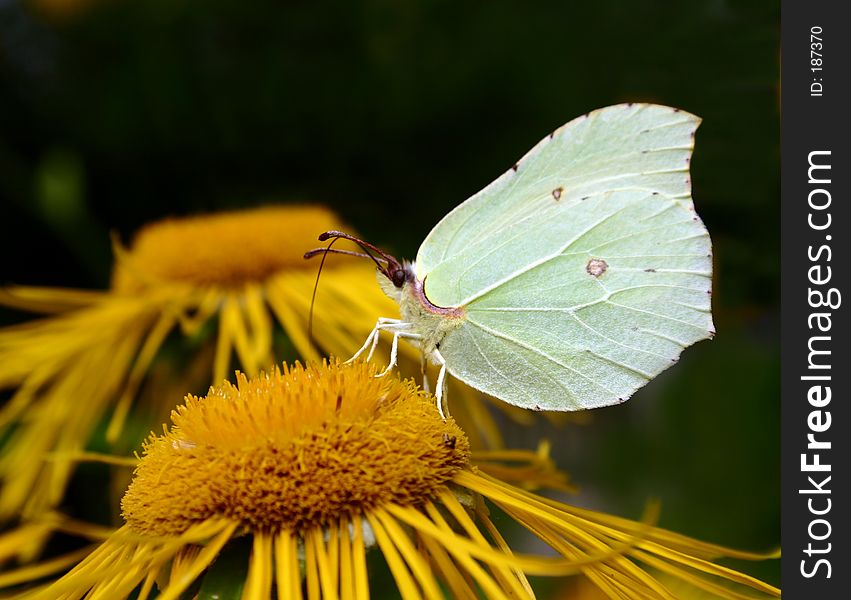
[121,361,470,535]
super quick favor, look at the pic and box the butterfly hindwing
[436,188,712,410]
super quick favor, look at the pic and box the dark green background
[1,0,780,592]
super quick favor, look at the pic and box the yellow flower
[560,569,777,599]
[0,362,780,599]
[0,205,399,521]
[0,205,552,525]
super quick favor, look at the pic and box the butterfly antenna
[306,237,341,347]
[304,231,395,347]
[317,230,401,276]
[304,247,380,260]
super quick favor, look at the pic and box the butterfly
[308,104,713,417]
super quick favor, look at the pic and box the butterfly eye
[391,269,407,287]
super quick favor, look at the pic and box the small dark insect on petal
[442,433,457,449]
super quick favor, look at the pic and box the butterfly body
[377,264,465,358]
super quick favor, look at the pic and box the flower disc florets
[121,360,470,535]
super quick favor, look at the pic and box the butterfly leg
[420,352,430,394]
[347,326,378,363]
[433,349,449,421]
[347,317,403,363]
[365,327,382,362]
[375,325,420,377]
[367,318,406,362]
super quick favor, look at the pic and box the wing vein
[579,220,703,254]
[469,282,708,313]
[466,318,619,397]
[569,311,672,361]
[456,326,535,406]
[604,300,710,332]
[458,204,631,306]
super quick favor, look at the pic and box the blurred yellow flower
[0,205,399,520]
[0,362,780,599]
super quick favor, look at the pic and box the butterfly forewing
[416,104,700,285]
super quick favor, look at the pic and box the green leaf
[196,535,252,600]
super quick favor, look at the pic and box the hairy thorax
[378,264,466,358]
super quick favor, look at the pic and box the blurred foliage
[0,0,779,591]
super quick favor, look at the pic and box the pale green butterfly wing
[435,187,712,410]
[416,103,699,299]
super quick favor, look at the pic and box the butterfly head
[376,261,418,304]
[385,261,416,288]
[305,230,416,292]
